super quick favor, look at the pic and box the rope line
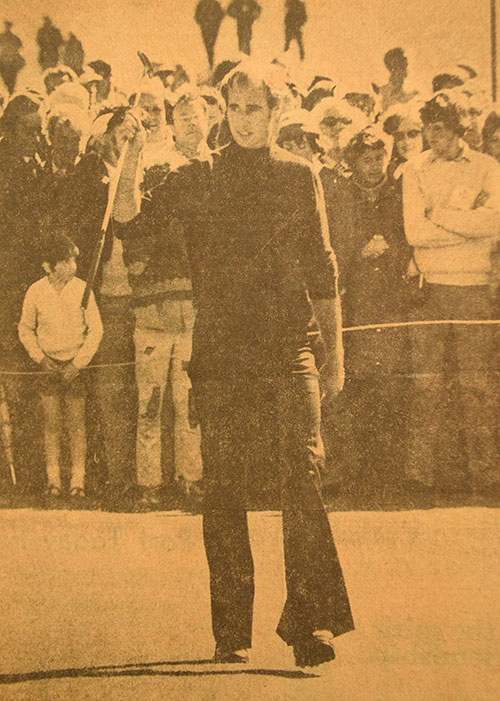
[1,317,499,376]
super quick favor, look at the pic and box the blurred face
[319,112,351,143]
[47,254,78,284]
[172,99,206,153]
[51,120,81,169]
[352,147,386,187]
[14,112,42,158]
[486,127,500,162]
[394,127,422,161]
[279,130,315,162]
[227,79,272,149]
[139,93,165,133]
[424,121,460,159]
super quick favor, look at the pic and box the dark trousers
[90,296,136,491]
[407,284,498,486]
[193,373,354,651]
[284,27,305,60]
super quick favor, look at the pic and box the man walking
[118,61,354,667]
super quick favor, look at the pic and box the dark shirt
[127,142,338,379]
[322,172,410,326]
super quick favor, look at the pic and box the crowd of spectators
[1,13,499,512]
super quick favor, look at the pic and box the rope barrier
[1,317,499,376]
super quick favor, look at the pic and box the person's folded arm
[402,164,465,248]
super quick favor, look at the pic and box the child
[18,233,103,501]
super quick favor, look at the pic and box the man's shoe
[293,630,335,668]
[213,645,250,663]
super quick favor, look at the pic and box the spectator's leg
[65,394,87,491]
[451,287,499,487]
[170,329,202,488]
[40,394,62,490]
[134,326,173,490]
[406,287,447,487]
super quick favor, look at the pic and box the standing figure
[0,21,25,95]
[116,61,354,668]
[61,32,84,76]
[195,0,225,69]
[284,0,307,61]
[227,0,262,55]
[18,233,103,505]
[372,47,418,112]
[403,93,500,493]
[37,16,64,72]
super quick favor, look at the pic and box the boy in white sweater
[18,233,103,500]
[402,92,500,492]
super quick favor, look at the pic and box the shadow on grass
[0,659,318,684]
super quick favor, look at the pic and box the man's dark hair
[0,94,41,137]
[220,69,279,110]
[384,47,407,71]
[41,232,78,269]
[343,129,386,168]
[88,60,112,80]
[482,111,500,151]
[420,93,465,136]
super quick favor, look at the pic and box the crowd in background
[1,8,500,512]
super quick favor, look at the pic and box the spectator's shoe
[68,487,86,509]
[293,630,336,668]
[133,486,163,512]
[43,484,63,509]
[213,645,250,664]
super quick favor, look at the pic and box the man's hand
[361,236,389,259]
[319,358,344,406]
[128,261,147,276]
[59,362,80,384]
[40,355,58,373]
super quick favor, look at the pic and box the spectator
[18,233,102,504]
[402,92,500,493]
[329,126,411,491]
[195,0,225,69]
[275,108,321,169]
[42,65,78,95]
[0,21,25,94]
[121,90,207,510]
[482,109,500,163]
[61,32,85,77]
[0,92,47,493]
[284,0,307,61]
[37,16,64,72]
[373,47,418,112]
[312,96,364,173]
[382,100,423,180]
[227,0,262,55]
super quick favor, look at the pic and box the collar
[427,140,473,164]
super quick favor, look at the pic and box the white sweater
[402,143,500,286]
[18,276,103,369]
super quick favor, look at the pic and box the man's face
[51,121,81,169]
[486,127,500,163]
[424,121,460,159]
[394,120,422,160]
[14,112,42,158]
[352,147,386,187]
[51,254,78,284]
[227,80,272,149]
[280,129,315,163]
[139,93,165,132]
[172,99,206,152]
